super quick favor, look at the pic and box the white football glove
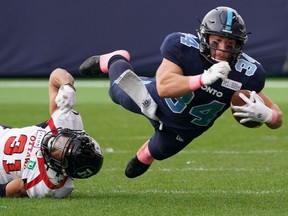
[55,84,76,112]
[232,91,273,123]
[201,61,231,86]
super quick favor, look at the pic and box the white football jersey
[0,109,83,198]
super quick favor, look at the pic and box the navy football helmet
[41,128,103,179]
[198,6,248,65]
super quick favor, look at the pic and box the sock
[108,58,134,82]
[108,55,129,69]
[136,141,154,165]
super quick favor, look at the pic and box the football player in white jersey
[0,68,103,198]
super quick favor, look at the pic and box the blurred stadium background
[0,0,287,77]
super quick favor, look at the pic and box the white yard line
[0,79,287,88]
[103,148,288,154]
[103,188,288,195]
[0,80,109,88]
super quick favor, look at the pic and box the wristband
[268,110,278,124]
[188,75,203,91]
[64,83,76,91]
[0,183,8,197]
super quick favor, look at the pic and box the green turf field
[0,78,287,216]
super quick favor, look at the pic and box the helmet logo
[224,9,233,31]
[76,168,93,178]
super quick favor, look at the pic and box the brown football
[230,90,263,128]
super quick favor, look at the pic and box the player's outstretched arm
[232,91,283,129]
[156,58,230,98]
[156,58,194,98]
[49,68,76,115]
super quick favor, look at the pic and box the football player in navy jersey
[79,6,283,178]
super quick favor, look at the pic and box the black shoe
[125,156,150,178]
[79,56,102,76]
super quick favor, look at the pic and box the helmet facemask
[41,129,77,176]
[41,128,103,179]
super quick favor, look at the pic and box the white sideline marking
[158,167,260,172]
[178,149,288,154]
[0,80,287,88]
[109,189,287,195]
[0,80,109,88]
[103,148,288,154]
[103,166,267,173]
[102,136,149,141]
[265,81,288,88]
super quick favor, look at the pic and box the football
[230,90,263,128]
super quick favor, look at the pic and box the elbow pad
[0,183,8,197]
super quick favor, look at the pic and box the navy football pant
[107,57,199,160]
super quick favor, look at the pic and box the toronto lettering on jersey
[201,85,223,98]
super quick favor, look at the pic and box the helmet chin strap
[208,44,239,65]
[211,57,221,62]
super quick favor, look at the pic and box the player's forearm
[2,179,27,197]
[265,104,283,129]
[49,68,74,87]
[258,92,283,129]
[49,68,75,114]
[157,74,196,98]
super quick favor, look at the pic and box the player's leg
[125,140,153,178]
[80,50,158,120]
[109,80,143,115]
[107,56,149,116]
[125,125,195,178]
[109,73,159,121]
[80,50,141,111]
[79,50,130,76]
[116,70,158,120]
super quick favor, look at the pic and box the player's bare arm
[156,58,190,98]
[3,178,27,197]
[49,68,75,115]
[156,58,230,99]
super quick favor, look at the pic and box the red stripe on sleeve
[47,117,58,135]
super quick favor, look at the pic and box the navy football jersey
[145,32,266,131]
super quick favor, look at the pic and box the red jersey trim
[47,117,58,135]
[24,157,68,190]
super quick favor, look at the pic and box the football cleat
[79,50,130,76]
[125,155,150,178]
[79,55,102,76]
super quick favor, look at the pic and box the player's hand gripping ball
[230,90,263,128]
